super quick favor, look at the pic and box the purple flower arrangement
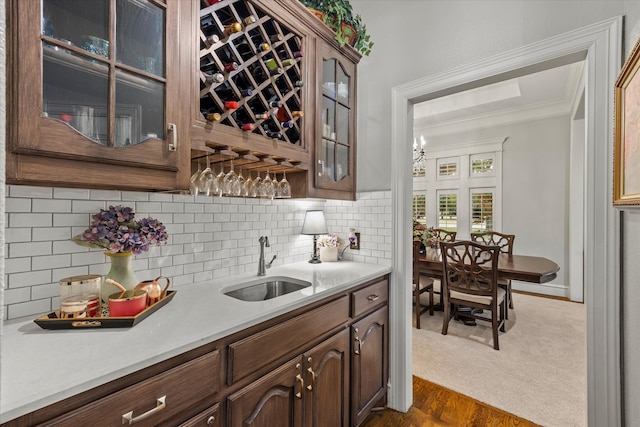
[73,205,168,254]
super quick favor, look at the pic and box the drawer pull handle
[122,396,166,424]
[367,294,380,301]
[295,374,304,399]
[207,415,216,425]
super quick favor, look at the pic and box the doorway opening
[388,17,621,427]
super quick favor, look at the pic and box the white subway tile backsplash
[10,213,52,228]
[33,227,71,242]
[10,242,52,258]
[8,270,52,288]
[5,198,32,212]
[32,254,72,271]
[33,199,72,213]
[3,287,32,305]
[3,186,391,320]
[5,228,32,243]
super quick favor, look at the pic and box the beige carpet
[412,292,587,427]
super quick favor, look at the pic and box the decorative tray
[34,291,176,330]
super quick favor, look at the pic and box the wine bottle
[234,39,254,60]
[205,34,220,46]
[206,112,222,122]
[281,121,295,128]
[291,111,304,118]
[257,43,270,52]
[243,15,257,25]
[294,80,304,87]
[205,72,224,84]
[281,59,295,67]
[225,101,239,110]
[263,58,278,70]
[224,62,239,72]
[276,107,288,122]
[224,22,242,36]
[270,34,283,43]
[241,123,254,131]
[268,99,282,108]
[214,82,240,101]
[254,113,269,120]
[265,130,283,139]
[292,51,303,58]
[269,67,283,76]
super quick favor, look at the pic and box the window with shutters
[413,194,426,224]
[437,191,457,231]
[471,189,494,232]
[470,153,495,176]
[437,157,458,180]
[411,137,505,238]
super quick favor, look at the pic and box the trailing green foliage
[299,0,374,56]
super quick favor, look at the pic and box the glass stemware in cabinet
[262,170,274,199]
[253,172,263,198]
[214,165,226,197]
[198,156,214,196]
[233,169,245,197]
[190,160,202,196]
[278,171,291,198]
[223,160,238,196]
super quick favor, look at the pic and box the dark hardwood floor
[361,376,540,427]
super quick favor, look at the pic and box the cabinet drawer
[177,403,220,427]
[228,296,349,384]
[351,278,389,319]
[41,350,220,427]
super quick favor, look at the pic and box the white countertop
[0,261,391,423]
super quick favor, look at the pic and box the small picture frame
[614,36,640,205]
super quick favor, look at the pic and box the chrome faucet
[258,236,277,276]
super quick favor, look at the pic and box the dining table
[418,251,559,324]
[419,252,560,284]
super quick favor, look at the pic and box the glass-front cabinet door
[314,43,356,199]
[7,0,184,190]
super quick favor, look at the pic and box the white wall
[351,0,637,192]
[420,115,571,295]
[350,0,639,424]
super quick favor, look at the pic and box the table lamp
[301,210,328,263]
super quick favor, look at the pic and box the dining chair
[470,231,515,315]
[425,229,456,308]
[432,228,457,242]
[413,240,434,329]
[440,240,506,350]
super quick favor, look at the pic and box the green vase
[102,252,139,304]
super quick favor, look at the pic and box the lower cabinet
[351,307,388,427]
[227,328,350,427]
[1,275,389,427]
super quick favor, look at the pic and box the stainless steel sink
[223,277,312,301]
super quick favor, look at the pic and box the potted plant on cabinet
[299,0,374,56]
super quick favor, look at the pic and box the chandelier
[413,136,426,174]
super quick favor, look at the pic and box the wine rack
[198,0,304,146]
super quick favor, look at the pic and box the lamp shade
[301,210,328,235]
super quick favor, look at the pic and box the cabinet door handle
[307,367,316,391]
[122,395,166,424]
[295,374,304,399]
[206,415,216,425]
[167,123,177,151]
[354,336,362,355]
[367,294,379,301]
